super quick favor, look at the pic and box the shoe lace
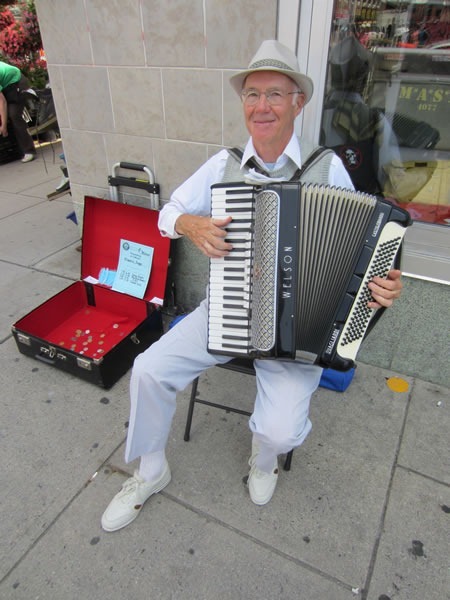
[250,463,277,480]
[119,472,144,497]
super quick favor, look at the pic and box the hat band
[248,59,295,72]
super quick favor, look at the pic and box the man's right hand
[175,214,233,257]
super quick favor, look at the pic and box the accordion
[207,182,411,371]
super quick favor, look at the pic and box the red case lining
[81,196,170,303]
[14,282,149,359]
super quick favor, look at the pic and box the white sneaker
[248,462,279,505]
[21,153,36,163]
[101,462,171,532]
[248,445,279,505]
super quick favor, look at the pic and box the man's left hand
[367,269,403,309]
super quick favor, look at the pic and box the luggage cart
[108,162,160,210]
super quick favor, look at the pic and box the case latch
[77,357,92,370]
[17,333,31,346]
[40,345,56,359]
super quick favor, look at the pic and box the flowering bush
[0,7,14,30]
[0,21,28,56]
[19,2,42,52]
[0,1,47,88]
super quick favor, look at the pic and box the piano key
[225,236,252,244]
[209,306,249,316]
[225,229,252,236]
[210,277,246,285]
[224,221,253,228]
[208,325,251,337]
[208,326,250,338]
[212,199,254,209]
[212,205,253,214]
[209,316,250,327]
[209,290,250,299]
[210,275,250,284]
[209,321,250,331]
[208,325,250,340]
[208,342,249,354]
[209,291,249,300]
[212,188,253,198]
[220,342,252,352]
[210,267,248,274]
[228,242,252,250]
[210,268,250,275]
[209,334,250,345]
[210,292,250,302]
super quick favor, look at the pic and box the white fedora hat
[229,40,314,104]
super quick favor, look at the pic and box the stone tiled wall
[35,0,276,214]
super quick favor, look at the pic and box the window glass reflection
[321,1,450,226]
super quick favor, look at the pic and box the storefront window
[321,1,449,227]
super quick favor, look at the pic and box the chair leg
[283,449,293,471]
[184,376,199,442]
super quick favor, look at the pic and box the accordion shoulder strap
[227,146,262,172]
[227,144,333,181]
[291,145,334,181]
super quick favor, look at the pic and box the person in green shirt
[0,61,36,162]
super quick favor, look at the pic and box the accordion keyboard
[208,185,255,354]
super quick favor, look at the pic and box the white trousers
[125,298,322,464]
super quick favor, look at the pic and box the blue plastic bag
[318,367,355,392]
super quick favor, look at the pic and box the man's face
[242,71,305,158]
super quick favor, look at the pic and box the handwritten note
[112,239,154,299]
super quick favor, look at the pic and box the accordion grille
[251,190,279,351]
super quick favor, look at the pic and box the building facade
[34,0,449,386]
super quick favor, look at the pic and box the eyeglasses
[240,89,301,107]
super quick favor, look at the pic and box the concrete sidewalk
[0,144,449,600]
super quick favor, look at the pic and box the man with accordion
[101,40,403,532]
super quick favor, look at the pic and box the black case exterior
[12,289,162,389]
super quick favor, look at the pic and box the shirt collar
[242,133,302,173]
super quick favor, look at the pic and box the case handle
[35,353,56,365]
[118,162,147,172]
[109,162,160,209]
[108,175,159,195]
